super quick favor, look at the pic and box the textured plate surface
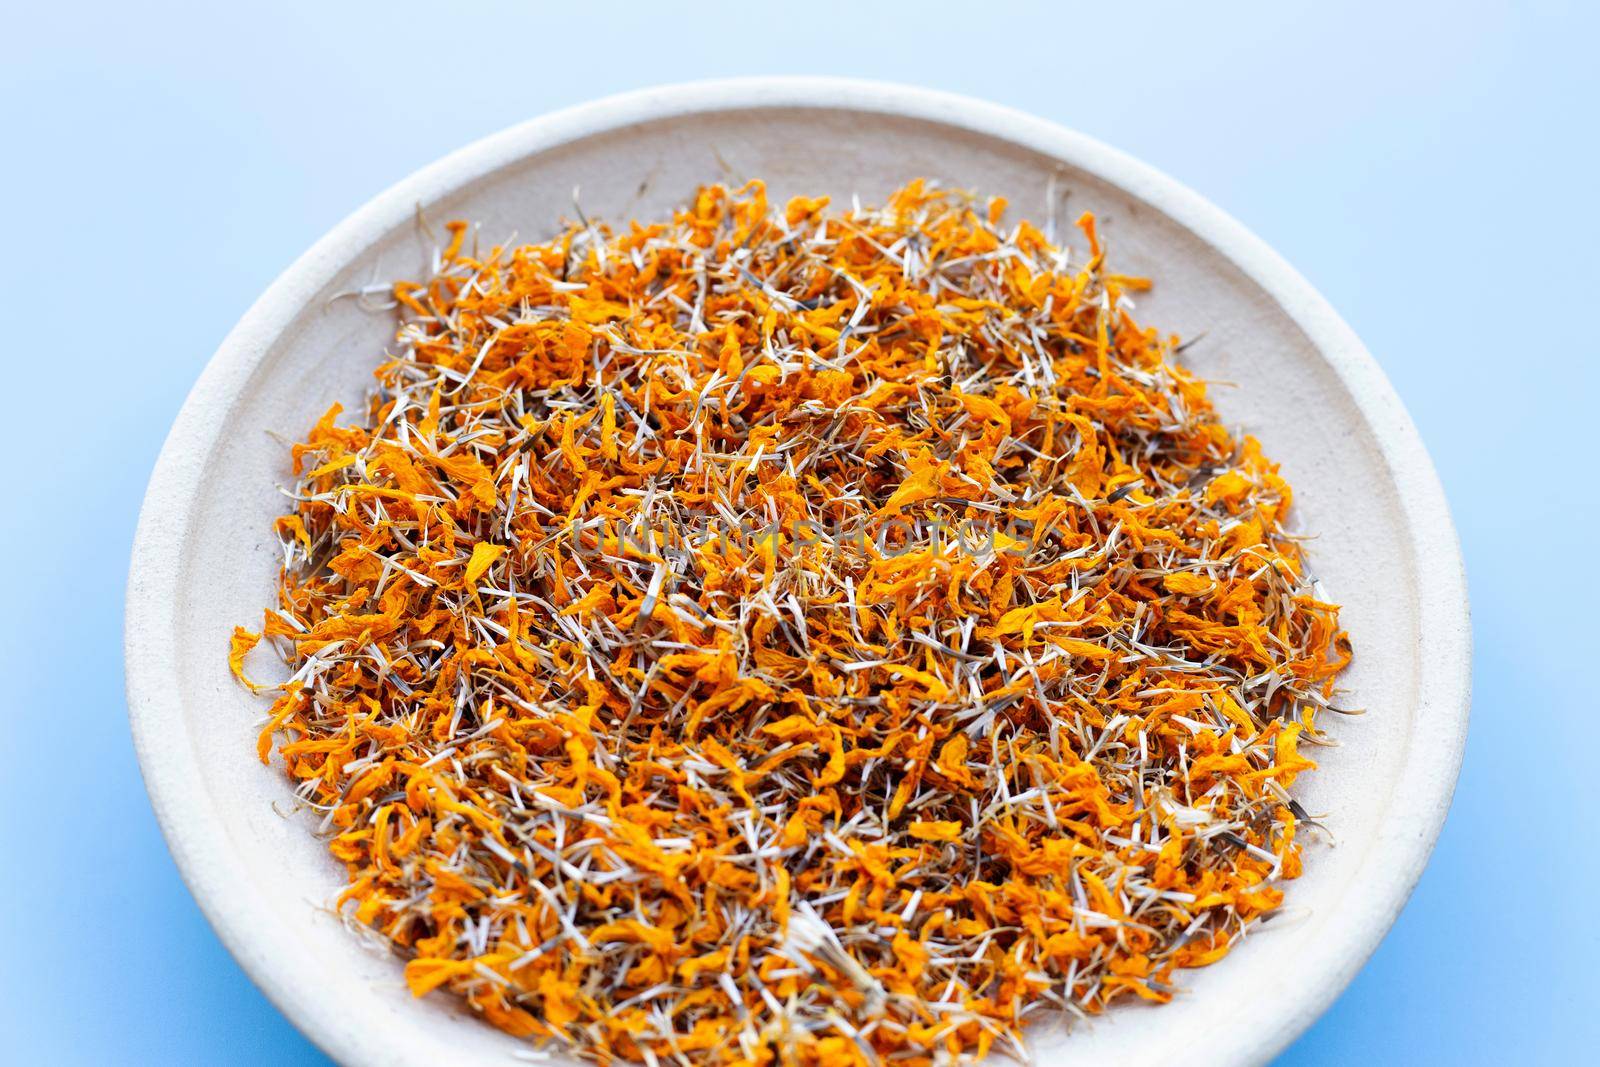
[125,78,1469,1067]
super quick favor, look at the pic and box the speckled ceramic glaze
[126,78,1469,1066]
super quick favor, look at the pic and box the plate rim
[125,75,1471,1067]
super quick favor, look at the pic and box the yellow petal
[464,543,505,587]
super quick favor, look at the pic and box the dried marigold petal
[233,180,1349,1067]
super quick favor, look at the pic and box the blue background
[2,1,1593,1062]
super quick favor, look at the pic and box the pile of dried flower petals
[231,180,1349,1065]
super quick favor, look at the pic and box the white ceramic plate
[126,78,1470,1066]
